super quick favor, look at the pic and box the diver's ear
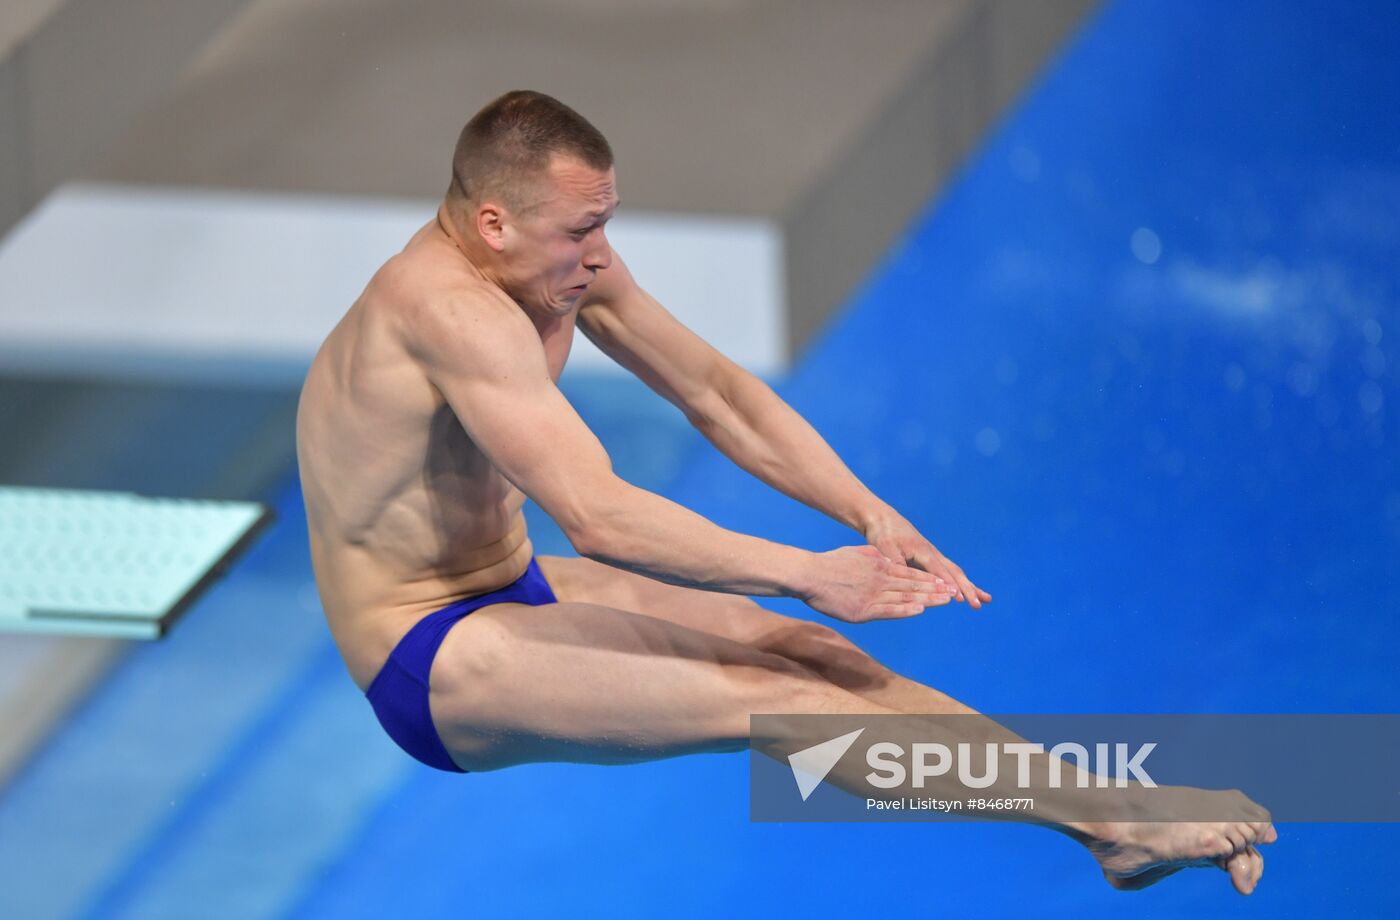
[477,202,508,253]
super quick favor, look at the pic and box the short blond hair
[447,90,613,213]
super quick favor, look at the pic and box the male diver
[296,91,1274,894]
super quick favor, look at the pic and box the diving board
[0,486,273,639]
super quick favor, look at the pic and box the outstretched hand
[863,510,991,609]
[802,546,956,623]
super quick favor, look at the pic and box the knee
[773,621,892,689]
[726,648,857,725]
[776,620,861,662]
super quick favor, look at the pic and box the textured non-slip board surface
[0,487,272,638]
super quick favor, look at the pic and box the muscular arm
[579,255,990,606]
[398,286,940,620]
[579,260,887,523]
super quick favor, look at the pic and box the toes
[1201,831,1234,860]
[1250,821,1276,844]
[1232,846,1264,894]
[1204,828,1237,856]
[1222,850,1254,895]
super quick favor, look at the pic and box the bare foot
[1079,788,1278,895]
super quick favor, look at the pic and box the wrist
[776,545,821,600]
[851,498,899,536]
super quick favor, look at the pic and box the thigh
[537,554,888,685]
[429,598,881,771]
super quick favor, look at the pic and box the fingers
[874,540,904,566]
[886,571,951,593]
[865,585,958,620]
[915,552,983,609]
[864,541,984,606]
[865,602,925,619]
[907,549,955,587]
[857,547,939,585]
[875,547,957,595]
[856,547,970,612]
[889,561,940,581]
[932,570,985,608]
[885,589,953,608]
[868,590,950,618]
[887,577,956,607]
[951,570,983,609]
[884,561,945,589]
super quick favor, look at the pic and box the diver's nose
[584,228,613,271]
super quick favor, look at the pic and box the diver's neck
[435,203,505,289]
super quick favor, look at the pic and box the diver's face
[501,155,617,315]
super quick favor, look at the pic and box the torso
[295,218,577,691]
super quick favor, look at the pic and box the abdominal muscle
[305,504,535,694]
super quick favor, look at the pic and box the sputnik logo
[787,728,864,801]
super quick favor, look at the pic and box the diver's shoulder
[370,243,508,325]
[373,255,529,364]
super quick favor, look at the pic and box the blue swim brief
[365,557,557,773]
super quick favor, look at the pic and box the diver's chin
[534,293,578,317]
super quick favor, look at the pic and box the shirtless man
[296,90,1275,895]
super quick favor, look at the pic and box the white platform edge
[0,183,788,385]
